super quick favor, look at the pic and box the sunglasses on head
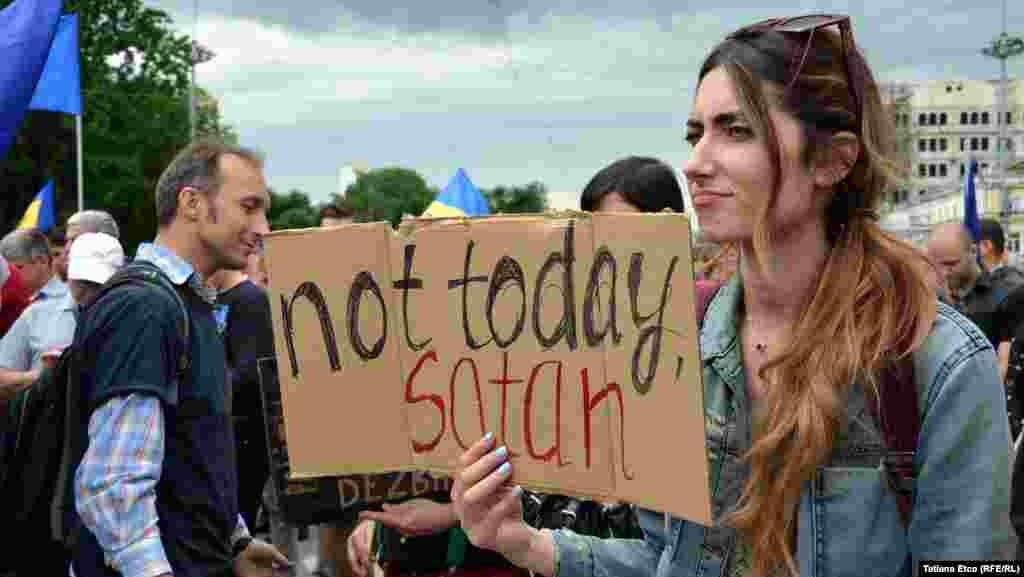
[727,14,863,121]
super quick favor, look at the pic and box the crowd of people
[1,11,1023,577]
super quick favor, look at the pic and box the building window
[902,190,909,203]
[982,111,990,125]
[983,163,989,172]
[939,164,948,177]
[961,112,969,124]
[961,163,966,177]
[929,139,937,151]
[1009,233,1021,255]
[1008,112,1014,125]
[919,139,927,152]
[961,137,966,151]
[929,113,937,125]
[982,137,990,151]
[919,113,927,126]
[919,164,927,177]
[940,112,948,125]
[972,137,979,151]
[928,165,937,177]
[940,138,948,151]
[971,112,979,124]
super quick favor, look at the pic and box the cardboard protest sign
[258,356,454,526]
[264,212,712,525]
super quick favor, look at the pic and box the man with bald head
[926,222,1014,347]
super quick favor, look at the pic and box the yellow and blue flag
[17,178,55,232]
[421,168,490,218]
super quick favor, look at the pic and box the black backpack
[0,261,191,565]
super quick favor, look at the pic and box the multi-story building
[880,79,1024,248]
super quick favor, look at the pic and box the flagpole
[76,113,84,211]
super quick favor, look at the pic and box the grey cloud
[149,0,793,36]
[152,0,542,36]
[150,0,1023,78]
[147,0,1023,212]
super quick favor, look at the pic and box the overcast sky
[145,0,1024,209]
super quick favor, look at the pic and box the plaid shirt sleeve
[74,394,170,577]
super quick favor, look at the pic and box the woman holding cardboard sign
[345,156,686,577]
[451,14,1014,577]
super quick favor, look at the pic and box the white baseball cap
[68,232,124,284]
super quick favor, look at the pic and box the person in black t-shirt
[979,219,1024,290]
[999,285,1024,440]
[208,264,275,530]
[926,223,1016,348]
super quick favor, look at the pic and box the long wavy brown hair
[699,22,938,576]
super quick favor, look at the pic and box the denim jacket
[552,276,1015,577]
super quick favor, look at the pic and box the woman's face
[595,191,640,213]
[683,66,821,244]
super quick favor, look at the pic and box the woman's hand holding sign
[451,433,556,576]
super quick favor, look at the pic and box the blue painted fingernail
[484,432,494,445]
[498,462,511,476]
[495,446,508,460]
[512,485,524,497]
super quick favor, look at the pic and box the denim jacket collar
[699,275,745,397]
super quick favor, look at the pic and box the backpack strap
[869,357,919,527]
[94,261,192,382]
[51,262,194,547]
[53,348,80,545]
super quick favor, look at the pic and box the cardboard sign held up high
[264,212,712,526]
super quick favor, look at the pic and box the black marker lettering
[628,254,679,395]
[532,220,578,351]
[486,256,527,348]
[392,244,430,351]
[583,246,621,348]
[280,282,341,378]
[348,271,388,360]
[448,241,492,350]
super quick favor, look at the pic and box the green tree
[344,168,436,227]
[484,182,549,214]
[0,0,235,254]
[268,189,319,230]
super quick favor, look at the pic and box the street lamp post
[189,41,216,141]
[189,0,198,141]
[982,0,1024,229]
[188,0,215,141]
